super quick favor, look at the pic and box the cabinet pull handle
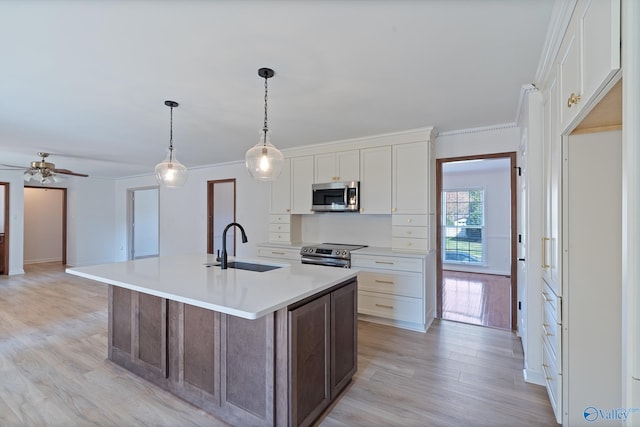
[375,280,394,285]
[541,237,550,269]
[375,261,394,265]
[271,251,285,255]
[286,209,290,212]
[567,92,581,108]
[392,207,397,212]
[375,303,394,309]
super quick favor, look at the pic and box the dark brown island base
[108,278,357,427]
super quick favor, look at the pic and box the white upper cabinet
[359,146,391,214]
[270,158,291,214]
[392,142,428,214]
[579,0,620,106]
[559,0,621,132]
[314,150,360,183]
[291,156,314,214]
[559,18,581,130]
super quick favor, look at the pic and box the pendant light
[155,100,187,188]
[245,67,284,181]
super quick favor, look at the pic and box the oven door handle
[301,256,349,268]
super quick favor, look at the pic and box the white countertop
[66,254,357,320]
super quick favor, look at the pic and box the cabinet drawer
[542,282,561,323]
[358,291,423,324]
[542,339,561,420]
[543,301,561,362]
[391,237,428,252]
[392,214,427,227]
[392,226,428,239]
[269,232,291,243]
[351,254,423,273]
[269,223,290,233]
[357,271,423,298]
[256,247,300,261]
[269,214,290,224]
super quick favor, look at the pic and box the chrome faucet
[220,222,248,269]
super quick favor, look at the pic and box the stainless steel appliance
[311,181,359,212]
[300,243,367,268]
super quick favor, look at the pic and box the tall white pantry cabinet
[534,0,624,424]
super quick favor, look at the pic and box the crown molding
[534,0,577,88]
[437,123,518,138]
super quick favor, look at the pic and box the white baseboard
[23,257,63,265]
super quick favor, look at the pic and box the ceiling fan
[1,152,89,184]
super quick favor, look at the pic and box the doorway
[128,187,159,260]
[436,152,518,330]
[23,186,67,266]
[207,179,236,256]
[0,183,9,274]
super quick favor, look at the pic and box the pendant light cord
[168,105,174,162]
[263,75,269,144]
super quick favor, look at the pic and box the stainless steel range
[300,243,367,268]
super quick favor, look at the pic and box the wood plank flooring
[0,263,556,426]
[442,270,512,330]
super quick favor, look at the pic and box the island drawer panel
[358,291,422,324]
[183,304,218,395]
[357,270,423,298]
[111,286,132,353]
[351,254,422,272]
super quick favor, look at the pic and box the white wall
[442,163,511,275]
[23,187,64,264]
[114,161,269,262]
[436,125,520,159]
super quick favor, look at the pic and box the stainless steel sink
[226,261,281,272]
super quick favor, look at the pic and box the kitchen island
[67,254,358,427]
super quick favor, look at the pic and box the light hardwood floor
[0,263,556,426]
[442,270,512,330]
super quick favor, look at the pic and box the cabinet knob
[392,207,397,213]
[286,208,290,212]
[567,92,581,108]
[359,208,364,213]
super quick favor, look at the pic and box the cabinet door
[579,0,620,104]
[314,153,336,183]
[135,292,168,377]
[291,156,314,214]
[270,158,291,214]
[393,142,428,214]
[544,76,562,295]
[289,294,331,427]
[330,281,357,399]
[336,150,360,182]
[558,19,581,131]
[359,146,391,214]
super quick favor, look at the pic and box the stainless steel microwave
[311,181,360,212]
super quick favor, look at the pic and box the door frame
[127,186,160,260]
[1,182,9,274]
[435,151,518,330]
[207,179,236,255]
[24,185,67,265]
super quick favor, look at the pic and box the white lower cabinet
[352,250,434,332]
[256,244,301,263]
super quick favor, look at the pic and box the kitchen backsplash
[301,214,391,247]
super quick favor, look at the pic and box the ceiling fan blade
[52,168,89,177]
[0,164,27,169]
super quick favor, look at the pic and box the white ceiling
[0,0,554,179]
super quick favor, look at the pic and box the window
[443,189,484,264]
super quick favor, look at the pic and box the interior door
[131,188,159,260]
[207,179,236,257]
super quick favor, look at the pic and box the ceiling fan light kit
[155,100,188,188]
[245,67,284,181]
[19,152,88,185]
